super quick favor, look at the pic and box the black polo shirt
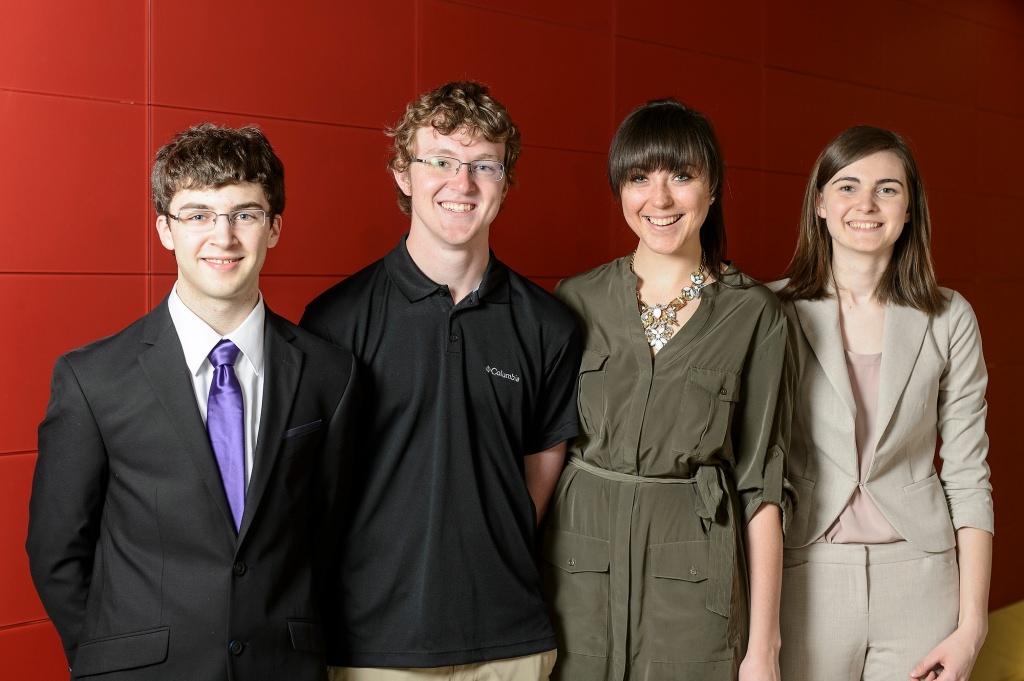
[301,238,581,668]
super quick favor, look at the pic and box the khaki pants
[328,650,557,681]
[780,542,959,681]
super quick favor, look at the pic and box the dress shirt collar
[167,285,266,377]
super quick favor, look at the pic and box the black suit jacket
[26,299,358,680]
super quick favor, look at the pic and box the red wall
[2,1,1022,675]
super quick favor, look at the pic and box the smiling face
[620,168,712,259]
[394,126,507,254]
[156,182,281,319]
[818,151,910,263]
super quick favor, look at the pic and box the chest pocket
[577,349,609,439]
[671,366,740,459]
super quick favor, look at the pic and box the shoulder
[304,258,387,318]
[553,258,625,313]
[268,311,356,372]
[933,287,983,341]
[59,309,162,372]
[556,259,621,295]
[504,267,578,334]
[938,287,976,317]
[716,267,784,317]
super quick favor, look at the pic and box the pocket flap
[543,529,610,574]
[73,627,169,677]
[288,618,325,653]
[686,367,739,402]
[580,349,609,373]
[283,419,323,440]
[649,540,709,582]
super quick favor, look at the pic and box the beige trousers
[328,650,557,681]
[780,542,959,681]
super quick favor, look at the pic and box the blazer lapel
[237,310,302,542]
[137,302,238,536]
[875,303,929,447]
[793,297,857,419]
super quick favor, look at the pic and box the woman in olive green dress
[542,99,793,681]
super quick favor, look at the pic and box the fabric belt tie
[567,455,734,617]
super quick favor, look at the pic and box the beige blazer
[770,283,993,551]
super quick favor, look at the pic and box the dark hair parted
[777,125,945,314]
[386,81,522,216]
[608,99,727,274]
[151,123,285,217]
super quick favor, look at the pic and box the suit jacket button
[229,640,244,655]
[233,561,247,576]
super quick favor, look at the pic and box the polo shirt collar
[385,236,510,304]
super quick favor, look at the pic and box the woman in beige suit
[773,126,992,681]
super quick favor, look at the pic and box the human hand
[738,648,780,681]
[909,626,984,681]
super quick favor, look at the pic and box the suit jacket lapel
[137,301,239,536]
[237,310,302,542]
[876,303,929,446]
[794,297,857,419]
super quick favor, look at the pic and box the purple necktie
[207,339,245,531]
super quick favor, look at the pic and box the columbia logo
[485,365,521,383]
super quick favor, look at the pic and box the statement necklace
[630,252,708,351]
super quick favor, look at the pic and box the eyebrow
[830,176,905,187]
[421,147,502,162]
[174,200,267,211]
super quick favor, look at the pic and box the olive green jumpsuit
[542,258,793,681]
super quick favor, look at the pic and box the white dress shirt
[167,286,266,485]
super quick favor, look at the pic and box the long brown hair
[778,126,945,314]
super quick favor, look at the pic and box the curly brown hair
[386,81,521,216]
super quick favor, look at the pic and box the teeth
[646,215,682,226]
[440,202,473,212]
[206,258,239,264]
[848,221,881,230]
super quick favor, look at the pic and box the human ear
[267,214,282,248]
[156,214,175,251]
[393,168,412,197]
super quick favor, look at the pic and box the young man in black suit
[27,123,358,680]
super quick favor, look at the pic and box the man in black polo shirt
[301,81,581,680]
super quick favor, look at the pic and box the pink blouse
[818,350,903,544]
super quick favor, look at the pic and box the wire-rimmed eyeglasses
[411,156,505,182]
[166,209,268,231]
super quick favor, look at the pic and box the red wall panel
[453,0,612,32]
[0,1,146,101]
[0,620,67,681]
[0,92,149,274]
[150,0,414,128]
[419,0,615,154]
[615,0,763,63]
[0,454,46,626]
[762,70,883,176]
[492,146,617,279]
[3,0,1023,671]
[977,22,1024,117]
[614,38,764,171]
[0,275,149,454]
